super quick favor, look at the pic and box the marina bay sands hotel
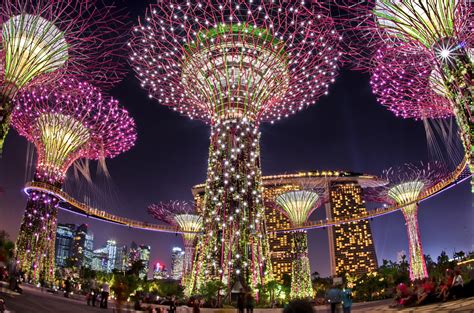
[192,170,383,282]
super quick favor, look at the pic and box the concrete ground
[2,284,474,312]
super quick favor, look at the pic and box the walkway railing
[24,154,470,234]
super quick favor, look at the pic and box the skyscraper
[84,232,94,268]
[54,224,75,268]
[128,241,140,266]
[327,181,378,276]
[115,245,128,272]
[71,224,94,268]
[170,247,185,280]
[138,245,151,279]
[92,247,109,273]
[106,240,117,273]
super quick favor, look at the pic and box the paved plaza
[2,284,474,313]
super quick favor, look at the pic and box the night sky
[0,1,472,277]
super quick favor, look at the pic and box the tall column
[191,119,271,294]
[401,204,427,280]
[15,189,60,284]
[290,231,312,299]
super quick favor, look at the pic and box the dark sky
[0,1,472,277]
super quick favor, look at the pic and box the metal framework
[379,162,447,281]
[130,0,342,295]
[334,0,473,190]
[148,201,202,295]
[0,0,129,152]
[11,78,136,284]
[276,189,322,299]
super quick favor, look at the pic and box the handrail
[23,154,470,234]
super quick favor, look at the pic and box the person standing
[326,284,342,313]
[100,280,110,309]
[237,289,245,313]
[245,292,254,313]
[341,285,353,313]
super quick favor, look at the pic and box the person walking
[245,292,254,313]
[64,277,72,298]
[100,280,110,309]
[341,284,353,313]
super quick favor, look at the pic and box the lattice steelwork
[11,78,136,284]
[276,190,321,299]
[0,0,129,152]
[130,0,342,294]
[148,201,202,295]
[328,182,378,277]
[381,163,447,281]
[335,0,473,190]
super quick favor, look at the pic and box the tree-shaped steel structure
[335,0,473,189]
[276,189,323,299]
[0,0,129,152]
[130,0,342,294]
[378,162,447,281]
[148,201,202,294]
[11,78,136,283]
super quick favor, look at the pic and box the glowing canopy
[374,0,459,47]
[2,14,68,89]
[276,190,320,227]
[37,113,90,176]
[388,181,425,204]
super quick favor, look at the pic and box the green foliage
[199,279,226,306]
[0,231,14,264]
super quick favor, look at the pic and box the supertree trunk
[433,43,473,190]
[191,119,271,295]
[401,204,428,281]
[15,177,61,285]
[182,241,195,291]
[290,231,313,299]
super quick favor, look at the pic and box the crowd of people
[391,268,473,308]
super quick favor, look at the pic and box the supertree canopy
[276,190,322,299]
[130,0,342,294]
[370,44,454,120]
[11,78,136,283]
[336,0,473,189]
[0,0,129,152]
[148,201,203,293]
[380,162,446,281]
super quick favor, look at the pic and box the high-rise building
[55,224,75,268]
[92,247,109,272]
[170,247,185,280]
[327,181,378,276]
[193,170,383,282]
[115,245,128,272]
[138,244,151,279]
[153,262,168,280]
[262,185,298,283]
[84,232,94,268]
[106,240,117,273]
[71,224,94,268]
[128,241,140,266]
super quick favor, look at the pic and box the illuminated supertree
[0,0,129,152]
[147,201,202,294]
[370,44,455,120]
[335,1,473,188]
[275,190,323,299]
[379,162,446,281]
[130,1,342,294]
[11,78,136,283]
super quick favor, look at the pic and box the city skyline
[0,1,472,280]
[1,70,471,277]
